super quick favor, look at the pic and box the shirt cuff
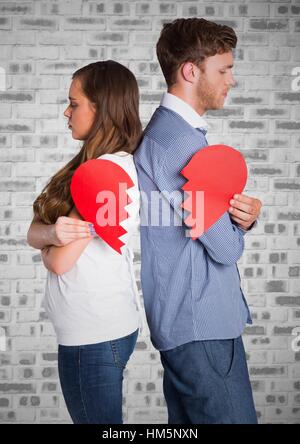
[233,219,258,235]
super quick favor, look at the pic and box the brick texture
[0,0,300,424]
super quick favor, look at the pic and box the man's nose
[227,73,236,87]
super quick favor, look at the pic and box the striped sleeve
[153,135,246,266]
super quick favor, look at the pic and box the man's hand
[228,193,262,230]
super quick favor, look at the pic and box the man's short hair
[156,18,237,87]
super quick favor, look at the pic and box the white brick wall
[0,0,300,424]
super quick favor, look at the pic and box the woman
[27,60,143,424]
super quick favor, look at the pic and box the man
[134,18,262,424]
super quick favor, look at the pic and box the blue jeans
[160,336,258,424]
[58,329,138,424]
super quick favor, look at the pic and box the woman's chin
[69,127,86,141]
[71,130,80,140]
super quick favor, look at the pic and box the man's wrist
[237,219,257,232]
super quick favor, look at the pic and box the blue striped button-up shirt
[134,93,252,351]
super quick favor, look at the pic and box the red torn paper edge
[180,144,248,240]
[70,159,134,254]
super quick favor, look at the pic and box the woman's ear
[89,101,97,114]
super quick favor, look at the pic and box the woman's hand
[40,207,96,275]
[27,208,95,250]
[50,215,95,247]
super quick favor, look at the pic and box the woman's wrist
[27,220,57,250]
[48,223,61,247]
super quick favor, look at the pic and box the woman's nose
[64,106,71,118]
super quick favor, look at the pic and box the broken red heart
[181,144,247,239]
[70,159,134,254]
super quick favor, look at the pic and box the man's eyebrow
[221,64,234,69]
[68,96,77,100]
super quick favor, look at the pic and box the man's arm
[151,135,258,266]
[41,207,94,275]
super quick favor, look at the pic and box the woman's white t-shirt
[43,152,141,346]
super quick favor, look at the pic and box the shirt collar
[160,92,209,132]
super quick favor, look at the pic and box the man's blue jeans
[160,336,258,424]
[58,329,138,424]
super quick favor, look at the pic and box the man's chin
[217,99,226,109]
[210,102,224,110]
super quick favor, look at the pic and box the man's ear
[181,62,198,84]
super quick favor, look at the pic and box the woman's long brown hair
[33,60,142,224]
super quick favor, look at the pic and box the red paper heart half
[181,144,247,239]
[70,159,134,254]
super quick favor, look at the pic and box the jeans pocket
[110,330,138,369]
[203,337,237,379]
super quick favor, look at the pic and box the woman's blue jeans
[58,329,138,424]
